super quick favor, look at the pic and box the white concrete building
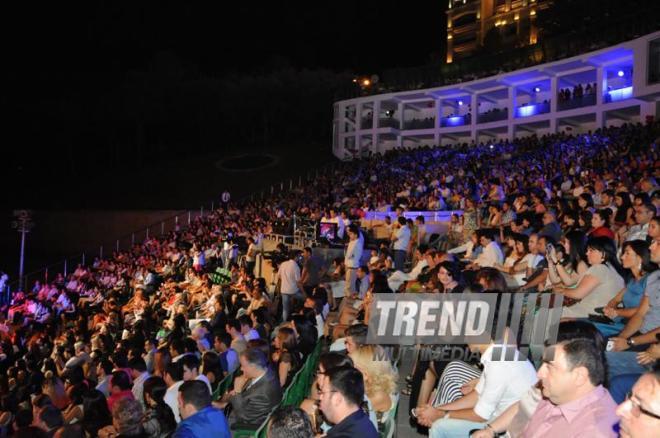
[333,31,660,160]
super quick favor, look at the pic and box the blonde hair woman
[349,345,398,417]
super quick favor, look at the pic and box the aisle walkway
[396,350,422,438]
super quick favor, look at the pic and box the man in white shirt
[468,230,504,269]
[416,333,537,437]
[181,354,213,394]
[623,203,654,242]
[355,266,370,299]
[392,217,411,271]
[388,246,430,291]
[344,225,364,297]
[164,362,185,423]
[276,250,301,321]
[128,357,150,410]
[245,237,258,275]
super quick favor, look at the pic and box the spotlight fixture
[458,100,463,106]
[534,87,541,93]
[617,70,624,77]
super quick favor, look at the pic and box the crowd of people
[0,119,658,437]
[557,82,598,103]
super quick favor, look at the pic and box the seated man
[267,406,315,438]
[616,370,660,438]
[328,323,368,354]
[175,380,230,438]
[415,330,537,438]
[318,366,379,437]
[387,245,430,292]
[465,229,504,270]
[520,338,618,437]
[223,348,282,430]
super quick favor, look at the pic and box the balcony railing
[403,118,435,130]
[604,86,633,103]
[477,108,508,124]
[515,101,550,118]
[378,118,400,129]
[440,114,471,127]
[557,93,597,111]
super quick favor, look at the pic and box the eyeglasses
[625,392,660,420]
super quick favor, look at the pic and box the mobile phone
[606,340,615,351]
[411,408,418,418]
[594,307,605,314]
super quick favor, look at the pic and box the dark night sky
[6,1,447,80]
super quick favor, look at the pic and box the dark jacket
[228,369,282,429]
[326,409,379,438]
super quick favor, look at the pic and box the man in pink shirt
[521,338,618,437]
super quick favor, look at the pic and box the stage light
[534,86,541,93]
[458,100,463,106]
[362,79,371,86]
[617,70,624,77]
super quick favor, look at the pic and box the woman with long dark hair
[613,192,635,228]
[81,389,112,437]
[271,327,301,388]
[595,240,658,336]
[554,236,625,318]
[548,230,589,287]
[141,376,176,438]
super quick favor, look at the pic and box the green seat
[213,368,239,401]
[232,428,257,438]
[380,395,399,438]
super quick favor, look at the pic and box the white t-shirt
[164,380,184,422]
[474,345,538,421]
[393,225,411,251]
[246,243,258,262]
[278,260,301,295]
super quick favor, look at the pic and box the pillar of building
[595,66,605,128]
[640,101,656,122]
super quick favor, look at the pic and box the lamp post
[11,210,34,291]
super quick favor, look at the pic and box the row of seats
[230,340,323,437]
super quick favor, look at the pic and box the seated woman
[272,327,302,388]
[495,233,530,288]
[547,230,589,288]
[350,345,399,430]
[434,261,465,294]
[122,288,149,314]
[245,285,270,316]
[594,240,656,337]
[328,270,391,339]
[554,236,625,319]
[589,208,615,239]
